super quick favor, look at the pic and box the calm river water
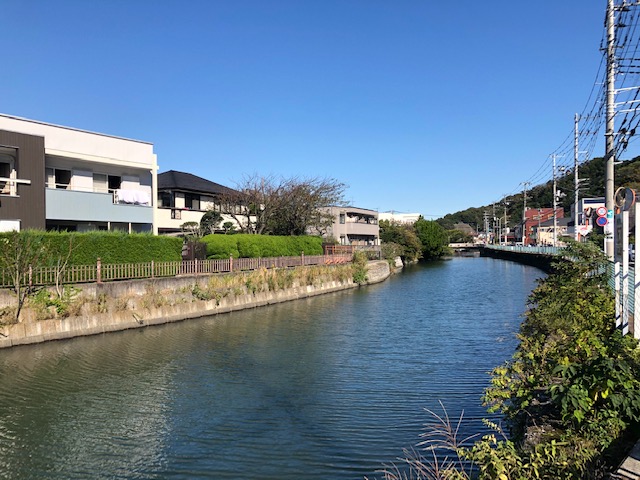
[0,257,542,479]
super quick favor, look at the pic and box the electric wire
[509,1,640,201]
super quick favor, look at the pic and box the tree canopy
[379,217,449,262]
[216,174,346,236]
[200,210,223,235]
[415,217,449,259]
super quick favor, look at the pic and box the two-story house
[324,206,380,246]
[156,170,240,235]
[0,114,157,233]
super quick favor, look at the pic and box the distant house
[156,170,239,235]
[323,206,380,247]
[516,207,563,246]
[534,217,572,246]
[0,113,157,233]
[378,212,421,224]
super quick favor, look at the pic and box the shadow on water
[0,257,543,479]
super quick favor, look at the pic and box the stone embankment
[0,260,391,349]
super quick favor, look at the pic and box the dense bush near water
[202,234,323,259]
[0,231,183,265]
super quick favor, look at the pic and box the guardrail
[485,244,639,336]
[484,244,564,256]
[0,253,353,288]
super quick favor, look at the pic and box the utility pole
[503,195,509,245]
[552,154,565,247]
[574,113,580,241]
[521,182,530,222]
[553,155,558,247]
[605,0,616,259]
[492,203,497,245]
[521,181,531,245]
[483,210,490,245]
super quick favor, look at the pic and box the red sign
[596,216,608,227]
[596,206,607,217]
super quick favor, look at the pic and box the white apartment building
[0,114,157,233]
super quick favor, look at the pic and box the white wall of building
[0,114,156,168]
[378,212,420,224]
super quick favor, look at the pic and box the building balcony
[341,222,379,236]
[46,188,153,224]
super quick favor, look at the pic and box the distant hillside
[437,155,640,231]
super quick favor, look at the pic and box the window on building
[93,173,108,193]
[0,147,17,195]
[185,193,201,210]
[339,213,345,224]
[108,175,121,193]
[55,169,71,189]
[0,160,11,195]
[45,168,54,188]
[159,191,174,208]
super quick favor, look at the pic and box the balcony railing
[0,177,32,196]
[46,183,151,206]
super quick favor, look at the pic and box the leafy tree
[437,206,485,231]
[477,241,640,478]
[0,231,47,321]
[180,221,201,237]
[447,229,473,243]
[379,220,422,262]
[415,217,449,259]
[222,221,236,234]
[200,210,223,235]
[380,242,404,263]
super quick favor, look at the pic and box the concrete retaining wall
[0,261,391,349]
[480,247,556,272]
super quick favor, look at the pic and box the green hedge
[202,234,323,259]
[201,234,240,260]
[0,231,182,266]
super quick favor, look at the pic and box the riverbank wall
[0,260,391,349]
[479,247,556,272]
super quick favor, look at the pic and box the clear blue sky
[3,1,621,218]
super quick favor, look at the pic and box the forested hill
[436,155,640,230]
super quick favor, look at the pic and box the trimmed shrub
[201,234,323,259]
[202,234,240,259]
[0,231,183,266]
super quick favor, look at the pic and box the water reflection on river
[0,257,542,479]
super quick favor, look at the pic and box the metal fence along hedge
[0,254,353,288]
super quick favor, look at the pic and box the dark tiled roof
[158,170,236,196]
